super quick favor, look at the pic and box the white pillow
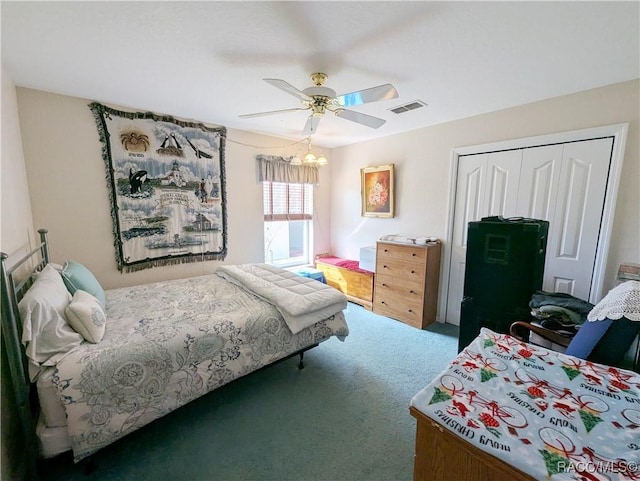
[64,290,106,343]
[25,263,71,316]
[19,264,82,381]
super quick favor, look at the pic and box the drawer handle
[384,249,388,252]
[382,283,387,287]
[409,290,414,294]
[383,265,388,269]
[381,301,386,305]
[408,309,413,313]
[411,270,415,274]
[412,253,416,256]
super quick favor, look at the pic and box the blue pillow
[61,260,106,307]
[565,319,612,359]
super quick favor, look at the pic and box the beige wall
[1,71,35,256]
[330,79,640,320]
[1,67,35,481]
[15,88,333,289]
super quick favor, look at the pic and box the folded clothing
[529,291,594,316]
[530,305,584,326]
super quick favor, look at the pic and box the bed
[410,328,640,481]
[1,230,349,465]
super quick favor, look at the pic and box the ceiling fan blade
[239,107,308,119]
[334,109,386,129]
[302,115,321,135]
[335,84,398,107]
[263,78,311,101]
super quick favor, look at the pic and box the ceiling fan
[239,72,398,135]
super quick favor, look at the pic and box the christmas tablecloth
[411,328,640,480]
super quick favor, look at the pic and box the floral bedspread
[53,272,348,461]
[411,328,640,480]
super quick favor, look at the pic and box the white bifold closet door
[446,137,614,326]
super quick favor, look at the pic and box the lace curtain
[256,155,319,185]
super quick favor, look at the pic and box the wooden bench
[315,255,374,310]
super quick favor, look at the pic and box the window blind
[263,182,313,221]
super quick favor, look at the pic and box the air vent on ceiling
[389,100,427,114]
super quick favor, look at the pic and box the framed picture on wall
[361,163,395,218]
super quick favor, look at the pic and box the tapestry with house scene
[89,102,227,272]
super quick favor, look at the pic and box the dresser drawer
[376,256,425,282]
[373,297,425,329]
[377,242,427,262]
[375,273,424,298]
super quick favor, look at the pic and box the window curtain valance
[256,155,319,185]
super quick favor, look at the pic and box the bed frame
[1,229,318,473]
[1,228,50,480]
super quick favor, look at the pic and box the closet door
[516,144,563,220]
[446,150,522,324]
[446,137,615,325]
[447,154,487,324]
[543,138,613,297]
[486,150,523,217]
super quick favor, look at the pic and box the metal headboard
[1,228,50,479]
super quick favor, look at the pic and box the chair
[511,281,640,371]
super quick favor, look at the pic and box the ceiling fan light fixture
[300,136,326,166]
[241,72,396,135]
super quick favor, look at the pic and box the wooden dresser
[373,241,442,329]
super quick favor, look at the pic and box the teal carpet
[39,303,459,481]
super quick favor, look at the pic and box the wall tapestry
[89,102,227,272]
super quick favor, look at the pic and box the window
[263,181,313,268]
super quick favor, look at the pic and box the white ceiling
[2,1,639,149]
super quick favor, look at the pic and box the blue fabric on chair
[588,317,638,367]
[566,317,638,367]
[565,319,612,359]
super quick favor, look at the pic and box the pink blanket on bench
[316,256,373,274]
